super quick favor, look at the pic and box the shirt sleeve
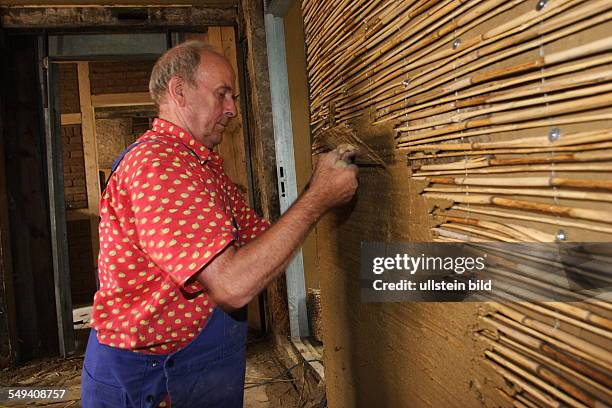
[118,146,237,293]
[223,175,271,247]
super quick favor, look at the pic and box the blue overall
[82,307,248,407]
[82,140,248,407]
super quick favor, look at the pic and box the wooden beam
[0,90,18,368]
[66,209,90,222]
[0,6,236,29]
[60,113,81,126]
[77,62,101,269]
[240,0,287,335]
[0,1,237,5]
[91,92,153,108]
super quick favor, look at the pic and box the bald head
[149,41,232,107]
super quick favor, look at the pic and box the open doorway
[46,29,263,354]
[0,26,265,355]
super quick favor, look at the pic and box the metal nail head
[555,229,566,242]
[452,38,462,49]
[548,127,561,142]
[536,0,548,11]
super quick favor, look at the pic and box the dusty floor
[0,333,302,407]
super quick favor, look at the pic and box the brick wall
[67,220,95,306]
[61,125,87,209]
[89,60,155,95]
[58,63,88,210]
[59,64,79,114]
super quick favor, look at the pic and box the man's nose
[224,97,237,118]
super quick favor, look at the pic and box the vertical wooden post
[0,41,18,365]
[240,0,289,335]
[77,62,100,269]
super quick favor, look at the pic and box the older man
[81,41,358,407]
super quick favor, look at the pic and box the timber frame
[0,0,287,365]
[0,6,235,30]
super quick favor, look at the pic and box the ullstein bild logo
[370,253,491,293]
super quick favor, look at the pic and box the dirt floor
[0,333,303,408]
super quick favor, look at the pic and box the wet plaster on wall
[315,115,508,407]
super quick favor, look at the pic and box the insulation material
[95,118,135,170]
[307,288,323,342]
[302,0,612,406]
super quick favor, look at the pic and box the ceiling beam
[1,6,236,29]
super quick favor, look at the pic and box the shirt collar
[149,118,223,166]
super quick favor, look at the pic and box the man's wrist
[299,187,328,221]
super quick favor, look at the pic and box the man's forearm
[198,189,327,309]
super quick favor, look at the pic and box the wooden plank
[66,209,90,221]
[0,75,18,367]
[0,1,237,6]
[60,112,81,125]
[207,26,223,51]
[292,338,325,380]
[0,6,236,29]
[77,62,100,269]
[240,0,286,335]
[90,92,153,108]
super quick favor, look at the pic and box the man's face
[182,52,237,149]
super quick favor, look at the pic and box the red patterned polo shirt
[90,118,269,354]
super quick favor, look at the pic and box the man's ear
[167,76,187,107]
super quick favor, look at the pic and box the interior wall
[89,60,154,95]
[301,1,612,407]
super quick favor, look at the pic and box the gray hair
[149,41,216,106]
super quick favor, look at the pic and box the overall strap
[104,139,157,193]
[104,138,200,192]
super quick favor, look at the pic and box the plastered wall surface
[301,1,612,407]
[317,163,505,407]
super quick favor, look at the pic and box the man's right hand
[197,146,359,312]
[308,148,359,213]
